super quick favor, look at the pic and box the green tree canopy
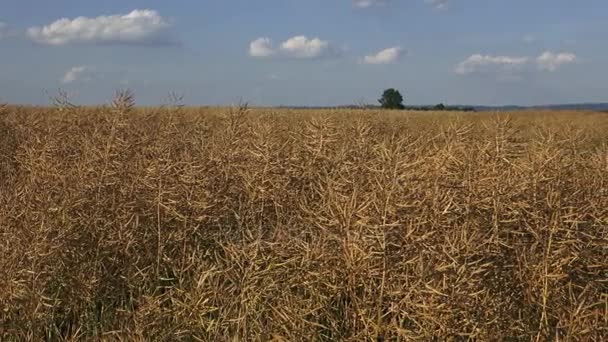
[434,103,446,110]
[378,88,405,109]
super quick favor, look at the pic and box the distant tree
[379,88,405,109]
[434,103,446,111]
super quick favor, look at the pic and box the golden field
[0,100,607,340]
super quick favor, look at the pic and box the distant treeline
[354,104,476,112]
[403,104,476,112]
[282,104,476,111]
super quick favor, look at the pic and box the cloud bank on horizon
[455,51,576,75]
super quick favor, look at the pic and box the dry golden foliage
[0,104,607,341]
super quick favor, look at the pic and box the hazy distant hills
[470,103,608,112]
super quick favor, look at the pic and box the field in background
[1,102,607,340]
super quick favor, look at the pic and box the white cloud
[455,54,529,75]
[280,36,333,58]
[249,35,337,59]
[362,46,404,64]
[62,66,92,84]
[27,9,174,46]
[536,51,576,71]
[249,37,274,57]
[425,0,450,9]
[354,0,449,9]
[353,0,386,8]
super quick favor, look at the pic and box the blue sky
[1,0,606,106]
